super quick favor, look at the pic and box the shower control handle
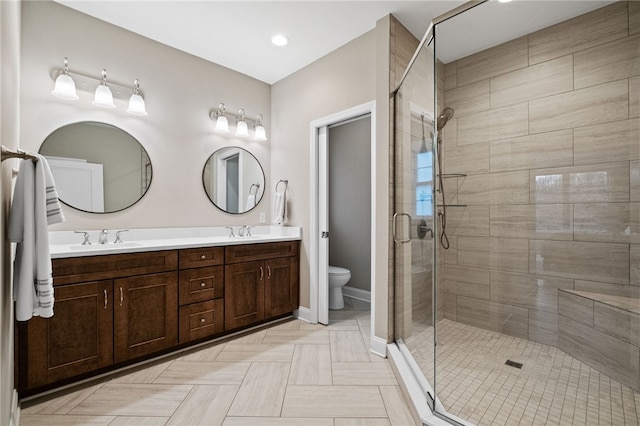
[417,219,433,239]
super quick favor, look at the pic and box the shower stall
[392,1,640,425]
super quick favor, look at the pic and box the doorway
[309,101,378,351]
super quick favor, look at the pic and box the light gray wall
[329,116,372,292]
[271,30,377,310]
[1,1,21,423]
[20,0,271,230]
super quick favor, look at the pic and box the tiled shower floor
[407,319,640,426]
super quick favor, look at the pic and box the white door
[318,125,329,325]
[47,157,104,212]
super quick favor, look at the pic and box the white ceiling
[54,0,616,85]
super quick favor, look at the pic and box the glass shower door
[393,34,438,408]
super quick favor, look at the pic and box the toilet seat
[328,266,350,276]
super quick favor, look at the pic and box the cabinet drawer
[179,247,224,269]
[179,266,224,305]
[225,241,298,263]
[179,299,224,343]
[52,251,178,285]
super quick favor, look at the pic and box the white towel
[245,193,256,210]
[9,154,65,321]
[273,191,287,224]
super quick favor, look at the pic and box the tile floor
[407,319,640,426]
[21,298,417,426]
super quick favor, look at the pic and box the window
[416,151,433,216]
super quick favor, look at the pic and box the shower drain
[505,360,523,369]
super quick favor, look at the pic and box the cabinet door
[114,272,178,363]
[24,280,113,390]
[265,257,299,318]
[224,260,264,330]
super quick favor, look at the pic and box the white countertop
[49,226,302,259]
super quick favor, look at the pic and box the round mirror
[203,147,265,214]
[39,122,152,213]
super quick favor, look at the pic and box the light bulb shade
[93,84,115,108]
[254,125,267,141]
[235,120,249,137]
[127,94,147,115]
[215,115,230,133]
[51,73,79,100]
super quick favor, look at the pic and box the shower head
[436,107,454,131]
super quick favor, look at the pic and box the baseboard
[294,306,311,323]
[370,335,387,358]
[10,389,19,426]
[343,286,371,303]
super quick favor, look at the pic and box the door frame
[309,100,376,332]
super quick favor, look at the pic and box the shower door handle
[393,212,412,244]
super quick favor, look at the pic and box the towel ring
[275,179,288,193]
[249,183,260,196]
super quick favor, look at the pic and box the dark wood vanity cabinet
[114,272,178,363]
[20,280,114,390]
[224,242,299,330]
[17,240,299,395]
[17,250,178,394]
[177,247,225,343]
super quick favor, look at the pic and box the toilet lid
[328,266,350,275]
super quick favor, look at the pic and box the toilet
[328,265,351,310]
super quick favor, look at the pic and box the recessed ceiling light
[498,0,512,3]
[271,34,288,47]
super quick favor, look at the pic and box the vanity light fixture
[126,79,148,116]
[50,58,147,116]
[209,104,267,141]
[51,57,79,100]
[214,103,230,134]
[92,69,116,108]
[235,108,249,138]
[254,114,267,141]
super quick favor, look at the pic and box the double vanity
[16,226,301,396]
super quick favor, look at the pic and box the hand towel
[245,193,256,210]
[273,191,287,224]
[9,154,65,321]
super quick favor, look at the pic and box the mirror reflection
[39,122,152,213]
[202,147,265,214]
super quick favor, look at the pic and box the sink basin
[69,242,143,251]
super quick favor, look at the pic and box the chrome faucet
[98,229,109,244]
[238,226,254,237]
[74,231,91,245]
[114,229,129,243]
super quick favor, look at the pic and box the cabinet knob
[200,254,206,260]
[200,282,206,288]
[200,318,206,323]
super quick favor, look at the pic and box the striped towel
[9,154,64,321]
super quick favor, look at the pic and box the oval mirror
[202,147,265,214]
[39,122,152,213]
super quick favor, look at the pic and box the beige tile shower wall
[442,1,640,346]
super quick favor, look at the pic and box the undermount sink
[69,242,143,251]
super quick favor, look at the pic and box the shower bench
[558,289,640,391]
